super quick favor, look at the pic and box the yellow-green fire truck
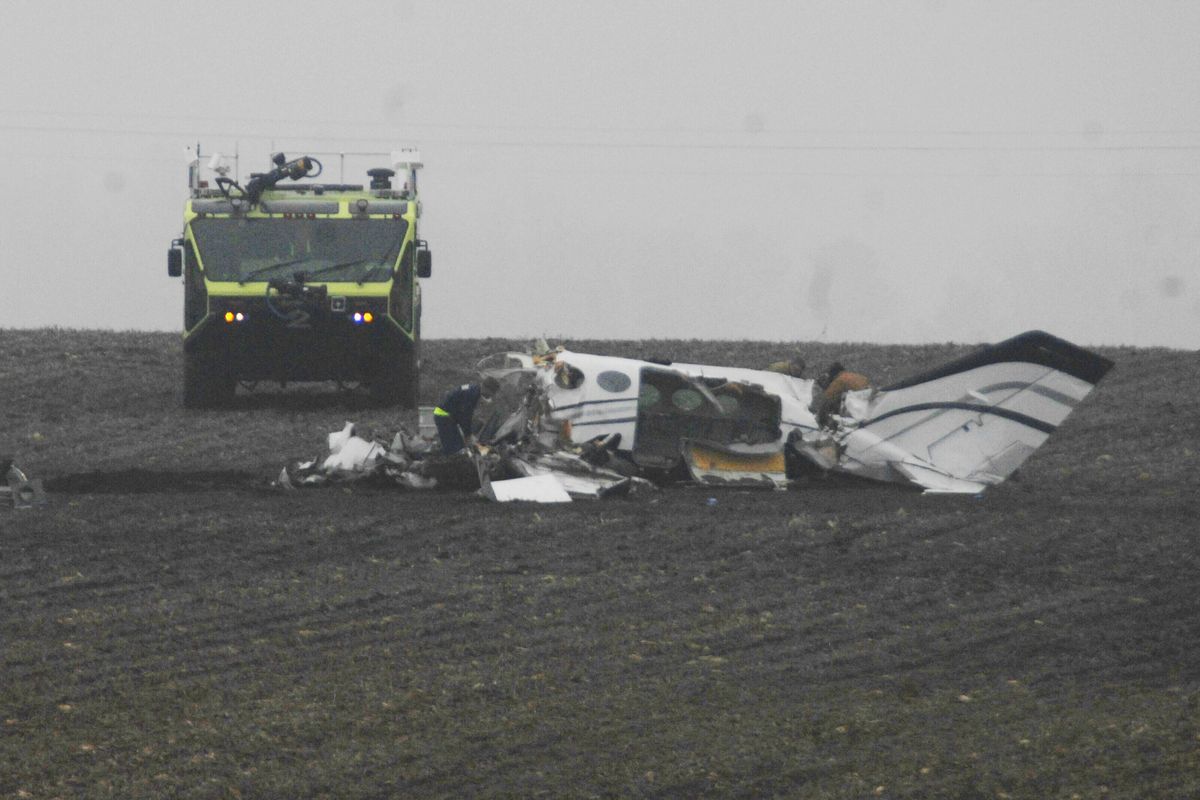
[167,147,430,408]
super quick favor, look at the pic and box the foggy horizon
[2,1,1197,348]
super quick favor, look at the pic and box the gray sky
[2,0,1197,347]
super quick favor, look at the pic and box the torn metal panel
[480,473,573,503]
[681,440,788,489]
[792,434,840,472]
[3,461,47,510]
[322,432,388,475]
[670,360,819,434]
[476,382,536,445]
[504,451,643,499]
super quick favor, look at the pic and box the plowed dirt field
[2,330,1198,798]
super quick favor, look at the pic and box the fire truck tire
[183,350,236,408]
[369,347,419,408]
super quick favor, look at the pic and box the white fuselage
[537,351,820,451]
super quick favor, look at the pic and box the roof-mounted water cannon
[215,152,324,207]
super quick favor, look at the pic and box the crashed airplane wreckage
[280,330,1113,500]
[2,457,47,510]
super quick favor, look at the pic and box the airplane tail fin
[836,331,1114,492]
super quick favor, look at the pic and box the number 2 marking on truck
[284,308,312,329]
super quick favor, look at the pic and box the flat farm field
[2,329,1198,799]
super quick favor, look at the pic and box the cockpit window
[671,389,704,412]
[715,394,740,414]
[638,384,661,408]
[633,365,782,470]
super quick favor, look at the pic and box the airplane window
[597,370,632,393]
[638,384,661,408]
[554,363,584,389]
[671,389,703,412]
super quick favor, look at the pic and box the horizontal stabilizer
[835,331,1112,491]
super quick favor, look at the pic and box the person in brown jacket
[815,362,870,427]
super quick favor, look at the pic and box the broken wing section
[829,331,1114,492]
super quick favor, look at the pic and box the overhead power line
[2,121,1200,154]
[3,106,1200,139]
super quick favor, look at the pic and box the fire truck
[167,147,430,407]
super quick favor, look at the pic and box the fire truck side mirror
[167,247,183,277]
[416,249,432,279]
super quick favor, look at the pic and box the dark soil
[2,329,1198,798]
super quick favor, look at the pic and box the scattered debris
[479,473,571,504]
[2,457,47,510]
[277,416,655,502]
[278,422,444,491]
[279,330,1113,501]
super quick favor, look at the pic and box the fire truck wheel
[183,350,235,409]
[369,348,418,409]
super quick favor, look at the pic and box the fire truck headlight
[363,312,374,324]
[224,311,235,323]
[353,312,364,324]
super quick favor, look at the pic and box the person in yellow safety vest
[815,362,870,428]
[433,376,500,454]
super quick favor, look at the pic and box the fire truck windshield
[190,217,409,283]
